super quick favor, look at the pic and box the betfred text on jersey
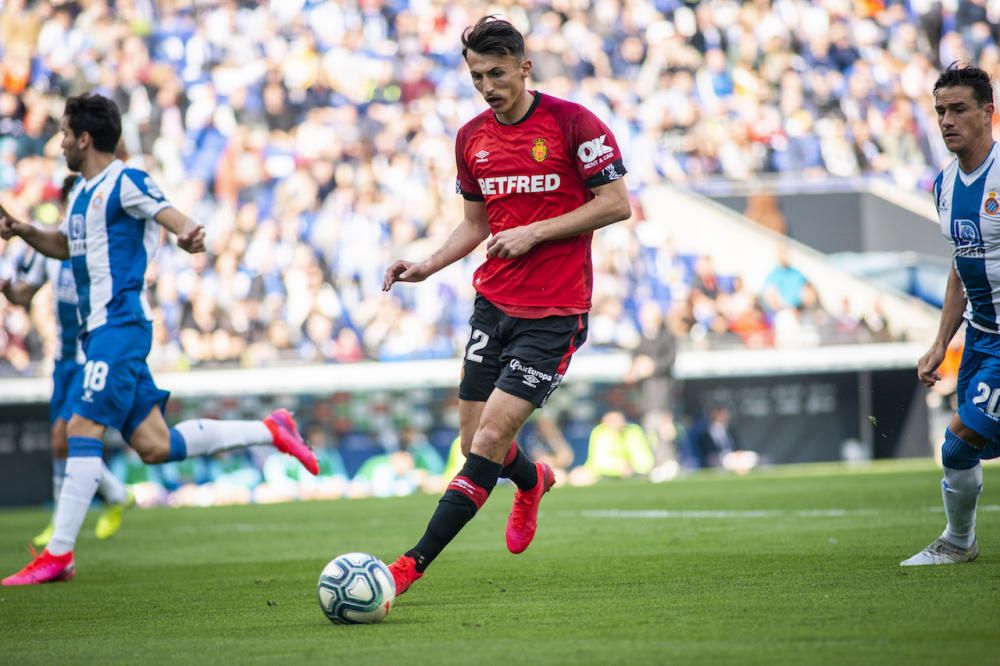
[478,174,560,196]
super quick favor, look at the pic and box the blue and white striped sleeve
[120,169,172,221]
[15,250,48,289]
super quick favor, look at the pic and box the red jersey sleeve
[455,124,484,201]
[568,109,627,188]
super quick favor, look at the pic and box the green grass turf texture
[1,459,998,665]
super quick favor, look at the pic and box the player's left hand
[0,204,22,240]
[177,225,206,253]
[487,225,539,259]
[916,345,945,388]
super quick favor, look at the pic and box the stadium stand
[0,0,974,377]
[0,0,980,504]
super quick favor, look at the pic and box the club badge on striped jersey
[531,138,548,162]
[985,192,999,215]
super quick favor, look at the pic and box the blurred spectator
[761,246,810,311]
[1,0,945,377]
[522,412,577,480]
[255,428,349,503]
[351,430,444,498]
[624,301,679,474]
[582,410,655,481]
[683,403,759,474]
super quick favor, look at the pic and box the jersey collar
[83,159,121,192]
[495,91,542,126]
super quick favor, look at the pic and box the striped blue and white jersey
[16,250,85,363]
[59,160,171,332]
[936,142,1000,334]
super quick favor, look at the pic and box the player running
[2,174,134,546]
[1,93,318,586]
[382,16,630,594]
[903,65,1000,566]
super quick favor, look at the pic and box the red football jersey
[455,92,627,318]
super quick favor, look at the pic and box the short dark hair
[933,64,994,106]
[60,174,79,204]
[63,93,122,153]
[461,15,524,60]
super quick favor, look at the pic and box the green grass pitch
[1,460,998,665]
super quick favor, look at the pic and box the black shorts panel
[459,296,588,407]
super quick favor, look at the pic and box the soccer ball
[317,553,396,624]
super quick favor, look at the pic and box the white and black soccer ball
[317,553,396,624]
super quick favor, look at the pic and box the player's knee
[67,414,104,440]
[136,445,170,464]
[470,423,507,460]
[130,431,171,464]
[942,428,984,470]
[948,414,988,447]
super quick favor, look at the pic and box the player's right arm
[154,207,206,254]
[119,168,205,254]
[918,264,966,388]
[382,199,489,291]
[0,205,70,259]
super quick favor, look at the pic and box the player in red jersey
[382,15,631,596]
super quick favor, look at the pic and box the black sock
[406,453,502,572]
[500,441,538,492]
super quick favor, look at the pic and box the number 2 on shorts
[465,329,490,363]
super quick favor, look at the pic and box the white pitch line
[575,505,1000,520]
[576,509,857,519]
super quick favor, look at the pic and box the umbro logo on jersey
[603,163,623,181]
[476,150,490,163]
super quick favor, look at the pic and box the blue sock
[167,428,187,462]
[942,428,982,470]
[67,436,103,457]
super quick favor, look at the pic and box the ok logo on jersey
[577,134,613,165]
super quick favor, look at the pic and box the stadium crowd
[0,0,977,376]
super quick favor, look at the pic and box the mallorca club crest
[985,191,1000,215]
[531,138,548,162]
